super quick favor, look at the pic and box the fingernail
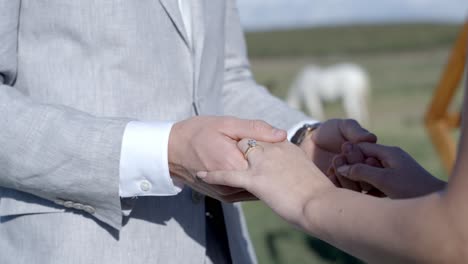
[196,171,207,178]
[272,128,286,137]
[337,166,350,176]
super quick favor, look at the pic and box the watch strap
[290,123,321,145]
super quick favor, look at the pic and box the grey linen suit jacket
[0,0,309,263]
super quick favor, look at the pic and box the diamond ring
[243,139,262,159]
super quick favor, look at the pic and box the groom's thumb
[337,164,385,188]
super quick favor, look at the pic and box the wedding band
[244,139,262,159]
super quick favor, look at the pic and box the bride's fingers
[237,138,265,165]
[196,170,249,189]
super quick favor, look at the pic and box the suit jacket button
[83,205,96,214]
[191,191,204,204]
[63,201,74,208]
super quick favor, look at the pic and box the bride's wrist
[297,179,336,230]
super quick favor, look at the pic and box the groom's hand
[298,119,377,174]
[168,116,287,202]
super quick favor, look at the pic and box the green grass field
[241,23,465,264]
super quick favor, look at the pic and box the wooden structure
[425,22,468,173]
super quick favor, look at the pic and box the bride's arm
[304,187,460,263]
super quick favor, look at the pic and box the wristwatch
[290,123,321,145]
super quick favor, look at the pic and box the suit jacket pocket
[0,187,64,216]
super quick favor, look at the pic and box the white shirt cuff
[287,120,319,141]
[119,121,183,197]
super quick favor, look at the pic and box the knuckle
[237,139,246,150]
[248,120,257,131]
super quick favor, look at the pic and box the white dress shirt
[118,0,192,197]
[118,0,316,197]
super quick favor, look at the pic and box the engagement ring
[244,139,262,159]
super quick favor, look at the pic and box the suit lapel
[159,0,207,88]
[159,0,190,48]
[191,0,206,87]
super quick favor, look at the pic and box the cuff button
[140,180,152,192]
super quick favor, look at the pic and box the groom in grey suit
[0,0,375,263]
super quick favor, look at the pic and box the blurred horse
[286,63,370,126]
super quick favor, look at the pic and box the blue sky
[237,0,468,30]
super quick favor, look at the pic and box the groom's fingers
[196,170,248,189]
[222,118,287,142]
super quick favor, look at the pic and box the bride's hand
[197,139,335,227]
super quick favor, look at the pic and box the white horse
[286,63,370,126]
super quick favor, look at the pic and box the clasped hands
[168,116,367,202]
[169,116,446,215]
[168,116,288,202]
[168,116,379,203]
